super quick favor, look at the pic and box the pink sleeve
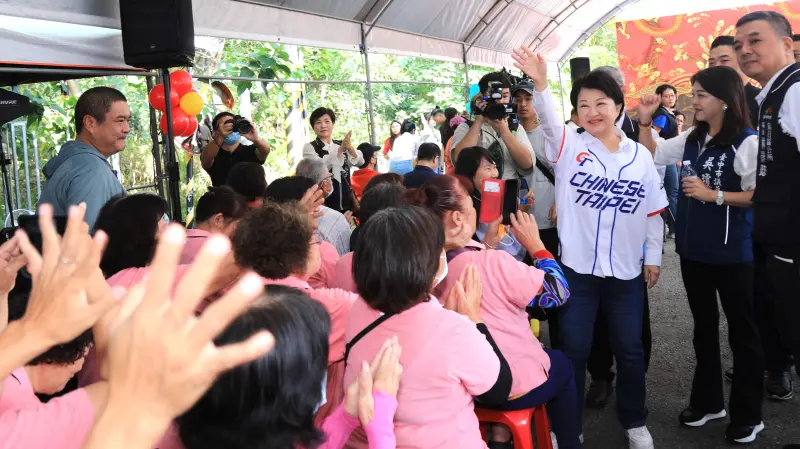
[448,318,501,396]
[309,289,357,364]
[319,404,360,449]
[329,254,357,293]
[310,242,340,289]
[0,389,95,449]
[488,250,545,310]
[364,392,398,449]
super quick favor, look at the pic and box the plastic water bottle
[681,160,698,179]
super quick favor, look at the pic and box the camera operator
[451,72,534,180]
[200,112,271,187]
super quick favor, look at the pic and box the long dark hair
[687,66,752,147]
[388,120,401,150]
[178,285,330,449]
[94,194,168,278]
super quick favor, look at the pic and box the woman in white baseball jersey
[513,47,667,449]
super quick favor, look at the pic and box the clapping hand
[444,264,482,323]
[339,131,354,157]
[511,47,548,92]
[344,336,403,427]
[0,237,26,296]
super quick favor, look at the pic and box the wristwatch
[715,190,725,206]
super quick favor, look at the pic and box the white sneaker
[625,426,654,449]
[550,431,558,449]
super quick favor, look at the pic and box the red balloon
[159,108,190,136]
[183,115,198,137]
[169,70,194,97]
[148,84,179,112]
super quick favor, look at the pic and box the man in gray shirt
[38,87,129,227]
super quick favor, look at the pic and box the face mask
[314,373,328,414]
[223,132,240,146]
[433,254,448,287]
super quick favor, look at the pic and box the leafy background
[1,22,619,222]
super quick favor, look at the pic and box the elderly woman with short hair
[296,157,352,256]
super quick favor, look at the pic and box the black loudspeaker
[119,0,195,69]
[569,57,591,83]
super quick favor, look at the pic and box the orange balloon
[179,91,204,116]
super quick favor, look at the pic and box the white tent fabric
[0,0,641,71]
[0,0,767,73]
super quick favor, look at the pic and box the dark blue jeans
[559,266,648,430]
[485,349,581,449]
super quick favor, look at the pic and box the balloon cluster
[148,70,204,137]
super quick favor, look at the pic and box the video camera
[474,68,521,132]
[225,115,253,134]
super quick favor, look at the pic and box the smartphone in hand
[502,179,520,226]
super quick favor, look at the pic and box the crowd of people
[1,9,800,449]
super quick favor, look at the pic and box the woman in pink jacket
[406,175,580,449]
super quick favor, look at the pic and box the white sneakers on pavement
[625,425,654,449]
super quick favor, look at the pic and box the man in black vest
[735,11,800,424]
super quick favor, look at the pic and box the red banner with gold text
[616,2,800,116]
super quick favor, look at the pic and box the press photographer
[201,112,271,187]
[451,71,534,180]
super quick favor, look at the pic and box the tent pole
[160,68,183,222]
[462,43,470,105]
[557,63,566,122]
[361,25,377,146]
[145,76,166,200]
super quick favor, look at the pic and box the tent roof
[0,0,769,81]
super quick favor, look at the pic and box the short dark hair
[402,175,469,219]
[358,183,406,225]
[353,206,444,315]
[363,173,404,194]
[232,201,311,279]
[454,146,495,182]
[655,84,677,96]
[178,285,329,449]
[195,186,248,224]
[309,107,336,126]
[401,119,416,134]
[674,110,686,119]
[431,106,444,117]
[357,143,379,169]
[7,287,93,366]
[225,162,267,202]
[444,107,459,121]
[570,71,626,121]
[74,87,127,134]
[211,112,235,132]
[264,176,316,203]
[794,34,800,42]
[478,72,511,94]
[736,11,792,39]
[711,35,735,49]
[94,194,168,277]
[417,143,441,161]
[688,66,752,145]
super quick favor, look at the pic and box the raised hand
[339,131,354,156]
[510,210,545,254]
[444,264,482,323]
[511,47,548,92]
[102,226,273,428]
[16,203,116,347]
[637,94,662,123]
[345,336,403,427]
[0,237,26,296]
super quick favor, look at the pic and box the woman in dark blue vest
[637,66,765,444]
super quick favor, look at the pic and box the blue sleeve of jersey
[528,257,570,309]
[653,115,668,130]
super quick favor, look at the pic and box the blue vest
[675,129,756,264]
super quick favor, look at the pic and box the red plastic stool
[475,405,554,449]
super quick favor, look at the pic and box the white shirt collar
[755,64,795,105]
[615,114,626,129]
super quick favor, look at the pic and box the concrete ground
[539,240,800,449]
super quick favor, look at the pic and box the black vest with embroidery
[310,138,354,212]
[752,63,800,256]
